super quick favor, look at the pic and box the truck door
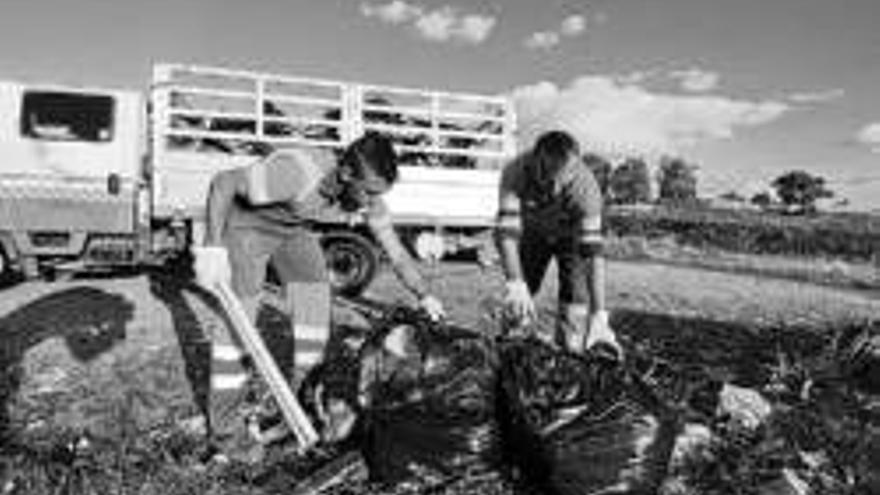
[0,82,143,269]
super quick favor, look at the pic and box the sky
[1,0,879,210]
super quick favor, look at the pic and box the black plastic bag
[498,337,678,495]
[358,307,503,489]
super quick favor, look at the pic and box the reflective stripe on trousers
[208,280,332,439]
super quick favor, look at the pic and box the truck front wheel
[320,231,379,297]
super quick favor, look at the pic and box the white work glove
[192,246,232,289]
[503,279,536,328]
[585,310,623,359]
[418,294,446,322]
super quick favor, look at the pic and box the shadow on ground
[0,287,136,441]
[146,270,305,424]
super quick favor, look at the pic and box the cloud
[669,68,721,93]
[456,14,497,44]
[524,31,561,50]
[614,69,659,85]
[414,8,496,44]
[787,88,845,104]
[857,122,880,153]
[560,14,587,37]
[511,75,790,157]
[360,1,496,45]
[414,7,458,41]
[360,0,419,24]
[524,12,590,50]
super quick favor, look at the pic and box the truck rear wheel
[0,243,18,287]
[320,231,379,297]
[0,245,8,282]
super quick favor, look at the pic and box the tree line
[582,153,838,215]
[583,153,699,206]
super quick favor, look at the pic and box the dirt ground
[1,260,879,493]
[2,260,879,432]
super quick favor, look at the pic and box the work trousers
[519,232,592,342]
[208,226,331,452]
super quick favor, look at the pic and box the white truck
[0,63,517,294]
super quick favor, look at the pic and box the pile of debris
[263,308,880,495]
[2,304,878,495]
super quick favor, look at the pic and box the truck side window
[20,91,115,142]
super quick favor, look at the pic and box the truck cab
[0,81,144,282]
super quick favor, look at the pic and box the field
[606,235,880,291]
[1,257,879,493]
[606,205,880,262]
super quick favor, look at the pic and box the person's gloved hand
[585,309,623,360]
[192,246,232,289]
[418,294,446,322]
[503,279,535,327]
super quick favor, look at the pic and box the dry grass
[607,234,880,291]
[0,260,878,494]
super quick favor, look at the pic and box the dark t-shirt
[498,151,603,242]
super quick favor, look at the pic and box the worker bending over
[192,132,445,459]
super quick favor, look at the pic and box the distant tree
[582,153,613,202]
[719,191,746,203]
[771,170,834,214]
[750,192,774,209]
[657,156,699,205]
[610,157,651,204]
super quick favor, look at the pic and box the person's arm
[494,159,525,281]
[204,168,248,246]
[494,163,535,325]
[494,188,524,282]
[582,226,606,314]
[192,168,247,290]
[570,165,619,354]
[365,197,430,300]
[567,164,606,313]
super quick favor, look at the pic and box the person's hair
[528,130,580,194]
[341,131,399,184]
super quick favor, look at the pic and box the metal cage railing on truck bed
[150,63,517,169]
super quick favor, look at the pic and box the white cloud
[614,69,659,85]
[669,68,721,93]
[857,122,880,153]
[414,7,457,41]
[560,14,587,37]
[524,31,561,50]
[511,75,790,157]
[360,0,420,24]
[456,14,497,44]
[787,88,845,104]
[360,1,496,45]
[524,12,591,50]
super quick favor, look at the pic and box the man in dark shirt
[192,132,444,457]
[495,130,620,354]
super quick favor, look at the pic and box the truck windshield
[20,91,115,142]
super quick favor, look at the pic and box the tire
[320,230,380,297]
[0,243,16,287]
